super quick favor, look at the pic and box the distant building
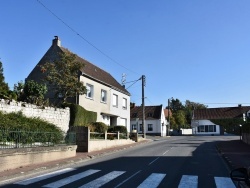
[130,105,167,136]
[191,105,250,135]
[26,36,130,131]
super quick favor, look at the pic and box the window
[86,84,94,99]
[112,94,118,107]
[140,124,143,131]
[120,118,127,126]
[101,89,107,103]
[132,113,137,118]
[148,124,153,131]
[147,113,153,117]
[132,124,137,130]
[122,98,127,109]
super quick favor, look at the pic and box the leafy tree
[13,80,47,105]
[0,61,9,98]
[184,100,207,125]
[40,52,86,103]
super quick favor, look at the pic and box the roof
[130,105,163,120]
[59,47,130,96]
[164,109,172,119]
[193,106,250,120]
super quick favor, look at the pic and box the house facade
[130,105,167,136]
[26,36,130,131]
[191,105,250,135]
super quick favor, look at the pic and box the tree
[184,100,207,125]
[0,61,9,98]
[14,80,47,105]
[40,52,86,103]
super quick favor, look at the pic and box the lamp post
[239,124,242,141]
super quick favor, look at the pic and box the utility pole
[142,75,146,138]
[167,98,170,136]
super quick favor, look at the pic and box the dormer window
[147,113,153,117]
[132,113,137,118]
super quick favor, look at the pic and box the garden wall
[0,99,70,133]
[0,145,77,172]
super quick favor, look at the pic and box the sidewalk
[216,139,250,170]
[0,140,151,183]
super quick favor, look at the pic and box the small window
[147,113,153,117]
[86,84,94,99]
[148,124,153,131]
[132,124,137,130]
[112,94,118,107]
[140,124,143,131]
[101,89,107,103]
[122,98,127,109]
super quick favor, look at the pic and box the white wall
[191,119,220,135]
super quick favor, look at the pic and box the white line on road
[137,173,166,188]
[214,177,236,188]
[148,157,160,165]
[79,171,125,188]
[178,175,198,188]
[114,170,142,188]
[163,150,169,155]
[15,168,75,185]
[43,169,100,188]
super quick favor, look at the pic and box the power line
[36,0,140,76]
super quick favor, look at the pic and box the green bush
[108,125,127,134]
[87,122,108,133]
[63,103,97,126]
[0,111,64,144]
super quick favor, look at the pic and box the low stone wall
[0,99,70,133]
[0,145,77,172]
[89,139,135,152]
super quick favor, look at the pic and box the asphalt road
[2,136,237,188]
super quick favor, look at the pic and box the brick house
[26,36,130,131]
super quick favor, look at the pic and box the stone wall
[0,99,70,133]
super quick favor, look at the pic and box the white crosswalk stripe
[137,173,166,188]
[79,171,125,188]
[214,177,236,188]
[43,169,100,188]
[178,175,198,188]
[12,169,237,188]
[15,168,75,185]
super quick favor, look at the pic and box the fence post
[117,131,120,140]
[105,131,107,140]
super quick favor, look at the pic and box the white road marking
[79,171,125,188]
[178,175,198,188]
[163,150,169,155]
[114,170,141,188]
[15,168,75,185]
[137,173,166,188]
[148,157,160,165]
[214,177,236,188]
[43,169,100,188]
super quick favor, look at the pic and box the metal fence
[0,129,76,149]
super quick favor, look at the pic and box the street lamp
[239,124,242,141]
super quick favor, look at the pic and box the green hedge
[88,122,108,133]
[63,103,97,126]
[108,125,127,134]
[0,111,64,144]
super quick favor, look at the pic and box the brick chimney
[52,36,61,47]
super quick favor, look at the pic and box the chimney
[238,104,242,108]
[52,36,61,47]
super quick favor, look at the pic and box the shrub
[87,122,108,133]
[108,125,127,134]
[63,103,97,126]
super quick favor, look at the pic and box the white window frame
[101,89,107,103]
[86,84,94,99]
[112,94,118,107]
[148,124,153,131]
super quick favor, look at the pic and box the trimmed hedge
[108,125,127,134]
[63,103,97,126]
[87,122,108,133]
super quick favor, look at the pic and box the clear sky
[1,0,250,108]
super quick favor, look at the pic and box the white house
[191,105,250,135]
[26,36,131,132]
[130,105,167,136]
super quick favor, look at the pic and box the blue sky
[1,0,250,108]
